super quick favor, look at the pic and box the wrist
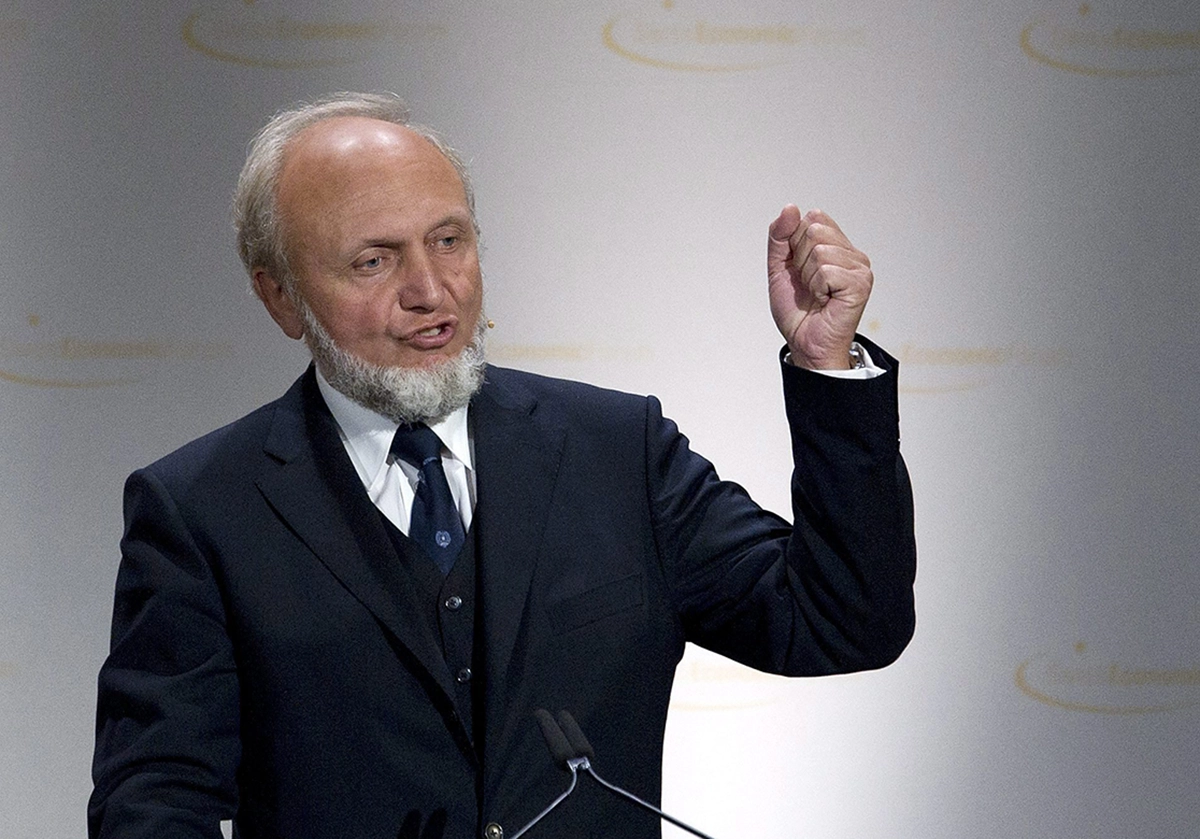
[785,344,862,371]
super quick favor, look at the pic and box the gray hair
[233,91,476,292]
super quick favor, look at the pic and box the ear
[252,268,305,340]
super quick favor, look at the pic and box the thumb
[767,203,802,275]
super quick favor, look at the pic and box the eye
[353,253,386,271]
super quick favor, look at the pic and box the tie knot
[390,424,443,468]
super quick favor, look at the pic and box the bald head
[270,116,475,298]
[233,92,475,292]
[249,108,483,375]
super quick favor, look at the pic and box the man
[90,92,915,839]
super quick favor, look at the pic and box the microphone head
[534,708,576,769]
[555,710,595,761]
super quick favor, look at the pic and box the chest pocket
[546,573,644,636]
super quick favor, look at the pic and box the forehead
[276,116,468,218]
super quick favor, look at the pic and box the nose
[396,249,444,312]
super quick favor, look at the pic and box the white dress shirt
[315,369,476,536]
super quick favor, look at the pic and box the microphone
[553,710,594,761]
[521,710,720,839]
[534,708,577,768]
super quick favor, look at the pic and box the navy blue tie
[389,424,464,575]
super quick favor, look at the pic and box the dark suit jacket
[90,346,915,839]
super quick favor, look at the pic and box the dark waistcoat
[378,512,483,754]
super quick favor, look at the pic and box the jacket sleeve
[650,338,916,674]
[89,467,240,839]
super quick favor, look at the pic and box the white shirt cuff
[784,341,886,379]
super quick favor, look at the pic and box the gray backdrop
[2,1,1197,837]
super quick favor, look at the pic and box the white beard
[295,297,487,426]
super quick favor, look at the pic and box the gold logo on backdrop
[603,0,865,72]
[182,1,447,69]
[493,325,1064,392]
[895,342,1067,394]
[860,321,1067,394]
[1022,4,1200,77]
[489,343,652,365]
[670,651,791,711]
[0,315,230,389]
[1017,641,1200,714]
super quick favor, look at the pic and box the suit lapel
[471,369,566,699]
[254,370,457,704]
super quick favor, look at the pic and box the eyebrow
[427,213,473,231]
[345,214,473,256]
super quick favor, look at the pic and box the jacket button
[456,667,472,683]
[444,595,463,611]
[483,822,503,839]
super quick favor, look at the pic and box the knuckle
[811,263,837,284]
[811,243,837,262]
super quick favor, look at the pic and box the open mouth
[404,321,456,349]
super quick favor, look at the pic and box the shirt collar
[314,366,473,486]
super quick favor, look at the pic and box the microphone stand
[573,757,717,839]
[511,709,720,839]
[507,756,586,839]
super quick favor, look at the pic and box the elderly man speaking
[90,92,916,839]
